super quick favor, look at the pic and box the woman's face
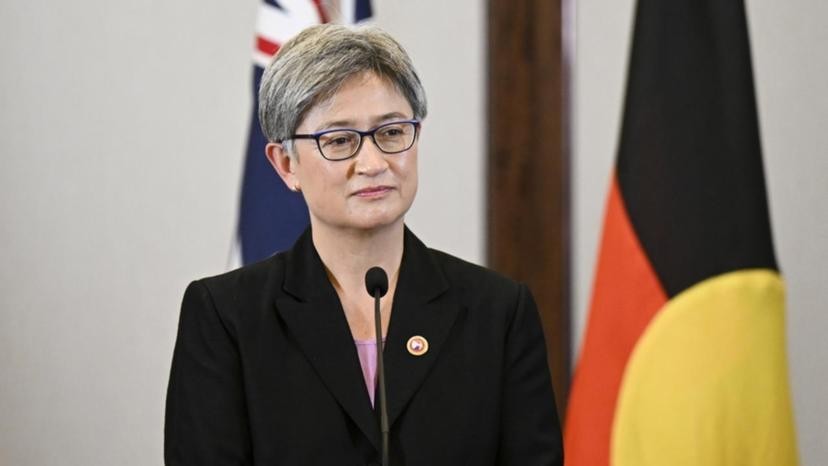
[270,71,419,234]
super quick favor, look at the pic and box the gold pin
[406,335,429,356]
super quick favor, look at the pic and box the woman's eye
[379,127,403,137]
[323,134,355,147]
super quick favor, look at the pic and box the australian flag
[236,0,373,266]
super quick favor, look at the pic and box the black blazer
[165,228,563,465]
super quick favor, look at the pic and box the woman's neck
[311,222,405,296]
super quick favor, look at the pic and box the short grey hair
[258,24,428,147]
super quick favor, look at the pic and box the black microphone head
[365,266,389,298]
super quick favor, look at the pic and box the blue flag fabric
[237,0,373,265]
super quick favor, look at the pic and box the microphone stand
[374,288,389,466]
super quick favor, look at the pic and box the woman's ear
[265,142,300,192]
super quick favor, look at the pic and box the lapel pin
[406,335,429,357]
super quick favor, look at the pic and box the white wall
[372,0,486,263]
[2,0,825,464]
[573,1,828,464]
[0,0,483,464]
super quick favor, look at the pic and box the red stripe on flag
[564,174,668,466]
[257,36,280,57]
[311,0,329,23]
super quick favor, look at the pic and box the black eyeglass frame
[281,119,421,161]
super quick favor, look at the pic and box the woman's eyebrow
[371,112,410,124]
[314,119,354,131]
[315,112,412,132]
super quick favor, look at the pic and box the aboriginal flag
[564,0,799,465]
[236,0,373,265]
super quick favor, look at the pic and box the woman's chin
[352,214,405,232]
[310,200,413,233]
[332,211,406,233]
[350,203,411,229]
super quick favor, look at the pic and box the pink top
[354,338,383,407]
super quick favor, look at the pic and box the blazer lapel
[384,228,460,428]
[274,229,380,451]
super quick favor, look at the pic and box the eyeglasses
[283,120,420,161]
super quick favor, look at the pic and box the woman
[165,24,563,465]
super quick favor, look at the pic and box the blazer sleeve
[165,280,253,465]
[496,283,564,466]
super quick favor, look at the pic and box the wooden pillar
[487,0,570,418]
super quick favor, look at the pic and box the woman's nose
[354,137,389,175]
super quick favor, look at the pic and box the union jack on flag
[236,0,373,266]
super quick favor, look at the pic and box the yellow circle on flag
[612,269,798,466]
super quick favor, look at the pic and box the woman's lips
[353,186,394,198]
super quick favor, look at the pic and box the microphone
[365,266,389,298]
[364,266,389,466]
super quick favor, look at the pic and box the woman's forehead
[300,72,413,131]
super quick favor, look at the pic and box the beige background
[573,2,828,465]
[0,0,824,464]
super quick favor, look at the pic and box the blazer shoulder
[188,253,287,316]
[426,248,524,302]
